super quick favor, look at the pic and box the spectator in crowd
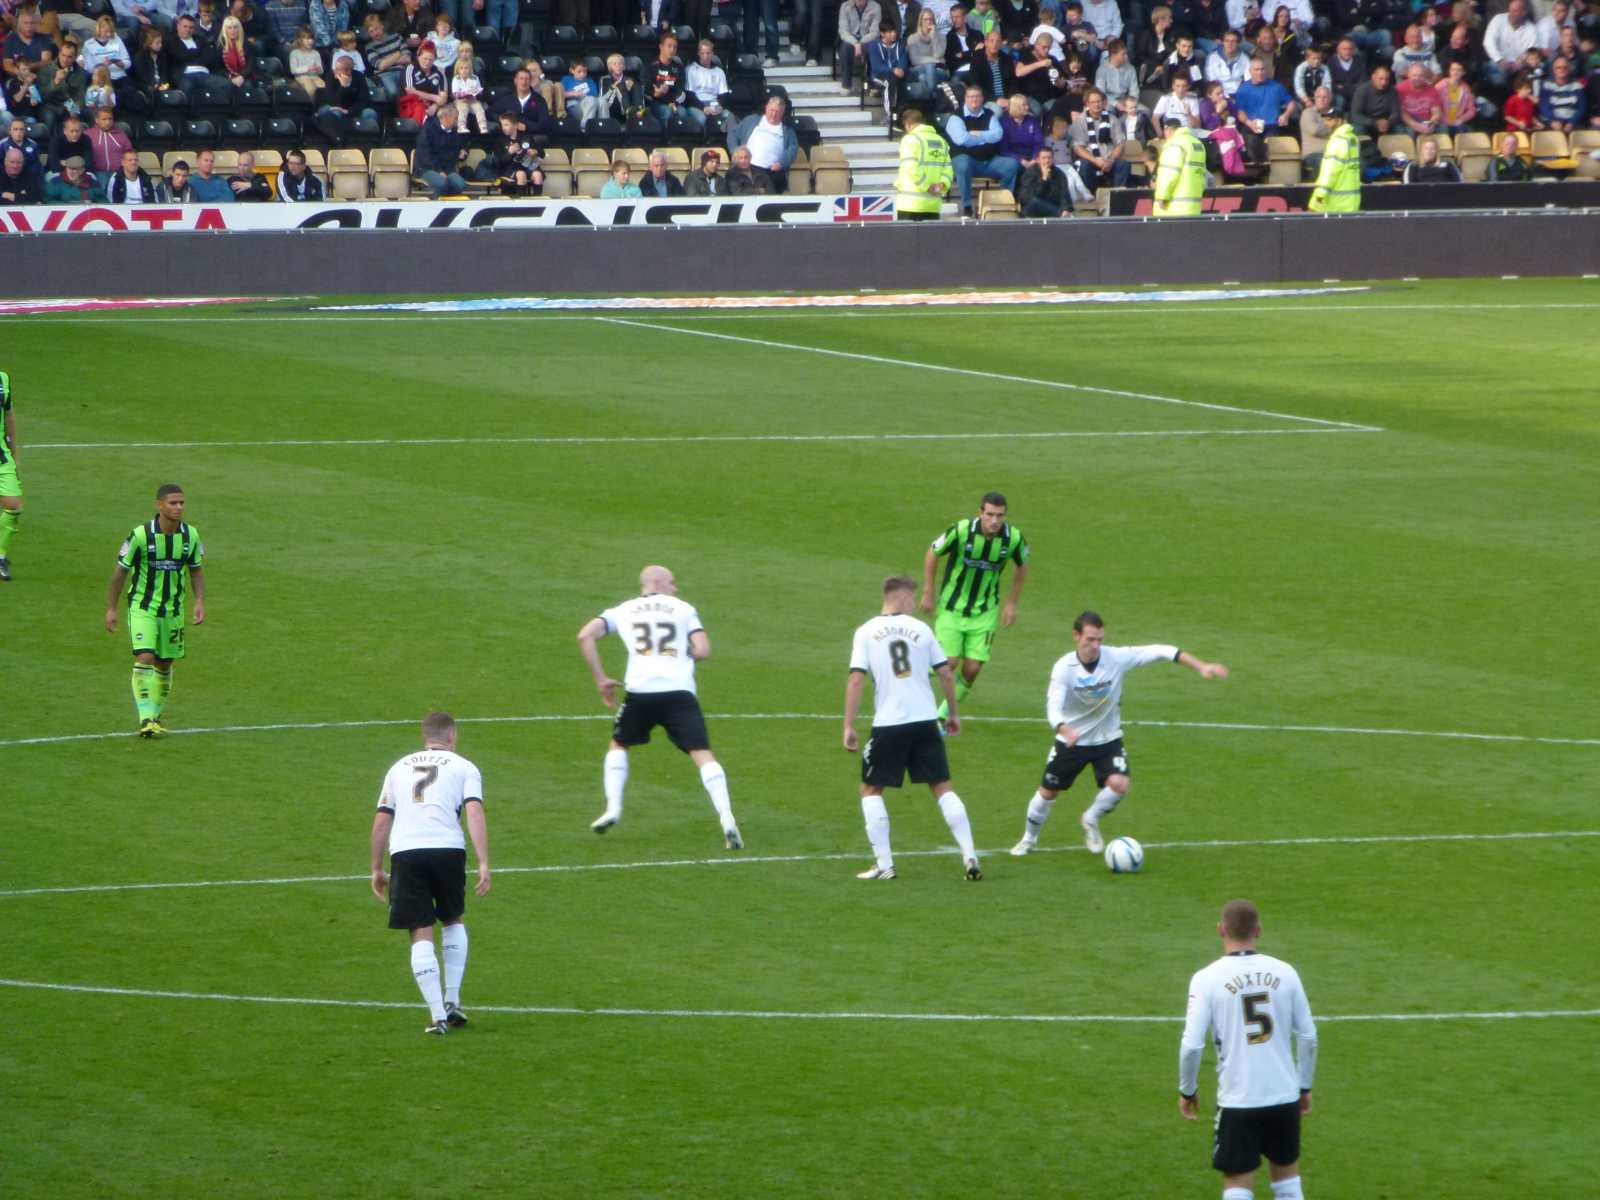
[314,54,375,138]
[1094,37,1137,107]
[1489,130,1533,179]
[968,29,1018,107]
[1437,23,1482,87]
[84,62,118,110]
[1291,41,1326,108]
[1028,6,1067,62]
[479,0,517,41]
[638,149,683,196]
[1058,1,1101,69]
[1539,55,1586,130]
[1197,77,1236,128]
[83,15,133,95]
[1204,29,1249,96]
[1536,0,1573,56]
[414,101,466,196]
[599,158,642,196]
[309,0,349,49]
[132,27,167,97]
[46,112,91,175]
[1152,32,1204,91]
[726,144,771,192]
[0,145,39,203]
[1067,84,1128,189]
[428,13,459,75]
[288,24,323,97]
[1079,0,1122,45]
[276,145,326,198]
[945,81,1017,214]
[1152,71,1200,125]
[838,0,883,91]
[1299,82,1334,171]
[1115,91,1156,140]
[3,117,42,178]
[105,146,153,200]
[1436,58,1475,132]
[884,0,924,39]
[218,15,254,86]
[1349,62,1400,134]
[1391,24,1439,80]
[1327,0,1392,60]
[450,50,488,132]
[1483,0,1538,89]
[166,14,229,97]
[264,0,308,54]
[966,0,1000,39]
[1177,0,1228,55]
[993,0,1035,44]
[4,8,55,79]
[560,60,600,125]
[46,155,106,201]
[1266,5,1301,68]
[998,89,1044,164]
[1134,6,1177,84]
[479,111,543,194]
[1252,25,1290,89]
[684,38,729,127]
[867,17,909,120]
[40,37,87,123]
[1396,60,1441,135]
[906,9,949,100]
[1325,35,1364,112]
[1016,31,1067,112]
[1232,54,1295,160]
[684,147,724,194]
[363,13,410,100]
[386,0,433,50]
[86,105,132,176]
[188,147,233,200]
[398,42,446,123]
[8,61,42,120]
[728,93,797,192]
[331,28,362,74]
[496,67,553,136]
[1223,0,1259,34]
[153,156,194,200]
[945,4,982,70]
[644,32,686,126]
[1401,135,1461,181]
[1209,106,1254,178]
[598,53,644,122]
[742,0,781,69]
[1016,140,1073,214]
[1503,72,1539,129]
[228,149,272,198]
[793,0,828,66]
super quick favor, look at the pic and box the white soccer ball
[1105,837,1144,874]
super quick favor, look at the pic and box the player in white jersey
[369,711,491,1036]
[842,574,982,881]
[1179,899,1318,1200]
[1010,609,1228,857]
[576,564,742,849]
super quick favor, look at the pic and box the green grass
[3,277,1598,1198]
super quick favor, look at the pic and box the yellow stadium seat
[1377,133,1415,160]
[368,147,412,199]
[978,188,1018,220]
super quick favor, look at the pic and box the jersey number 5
[412,764,439,803]
[631,621,680,657]
[889,639,912,678]
[1241,991,1274,1045]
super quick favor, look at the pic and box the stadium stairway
[767,61,897,193]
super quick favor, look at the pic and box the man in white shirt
[1535,0,1573,54]
[1483,0,1539,87]
[843,575,981,881]
[1205,29,1250,96]
[1179,899,1318,1200]
[369,711,491,1036]
[1152,74,1200,126]
[1079,0,1122,42]
[576,564,743,849]
[1010,609,1227,857]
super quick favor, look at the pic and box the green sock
[153,667,173,717]
[132,665,158,722]
[0,508,17,557]
[937,679,975,721]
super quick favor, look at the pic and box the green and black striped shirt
[930,518,1029,618]
[118,518,205,618]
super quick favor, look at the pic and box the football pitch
[4,278,1597,1198]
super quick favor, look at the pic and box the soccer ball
[1104,837,1144,874]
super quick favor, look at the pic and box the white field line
[1,830,1593,899]
[1,978,1595,1025]
[4,711,1596,750]
[28,427,1365,452]
[596,316,1380,433]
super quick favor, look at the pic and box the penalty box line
[1,978,1596,1025]
[595,317,1383,434]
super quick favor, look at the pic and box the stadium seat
[651,146,689,172]
[139,119,178,153]
[788,150,813,194]
[222,117,259,147]
[236,82,273,114]
[812,160,851,194]
[1571,130,1600,178]
[588,23,621,47]
[584,53,608,76]
[1530,130,1569,159]
[1433,133,1454,155]
[193,82,234,116]
[253,55,286,79]
[137,151,161,176]
[1265,135,1300,185]
[541,146,574,195]
[328,147,368,198]
[161,150,189,176]
[545,24,581,50]
[794,114,820,150]
[1377,133,1414,161]
[156,89,190,118]
[25,116,51,141]
[665,113,703,146]
[1453,131,1491,156]
[572,146,612,195]
[347,113,383,147]
[549,113,585,147]
[493,53,524,81]
[1456,152,1491,181]
[211,149,239,175]
[369,146,412,198]
[272,81,312,117]
[623,113,663,145]
[613,146,649,169]
[978,188,1018,219]
[540,54,568,78]
[301,147,329,184]
[1510,129,1531,155]
[623,23,656,56]
[263,116,302,149]
[385,116,422,142]
[586,116,624,148]
[181,118,220,147]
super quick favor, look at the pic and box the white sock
[410,940,446,1021]
[938,791,977,860]
[603,748,628,816]
[861,793,892,869]
[699,761,735,828]
[1223,1189,1254,1200]
[1024,791,1054,840]
[1088,785,1122,820]
[1271,1176,1304,1199]
[440,923,468,1006]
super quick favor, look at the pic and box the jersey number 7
[412,764,439,803]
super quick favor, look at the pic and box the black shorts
[1041,737,1131,793]
[862,720,950,788]
[1212,1102,1301,1175]
[612,689,711,752]
[388,847,467,931]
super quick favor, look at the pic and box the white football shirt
[599,594,705,694]
[1179,950,1318,1108]
[1045,643,1180,746]
[849,614,947,728]
[377,749,483,855]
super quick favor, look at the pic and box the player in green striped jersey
[104,484,207,738]
[920,492,1030,720]
[0,371,22,582]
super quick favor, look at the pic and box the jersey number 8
[889,639,912,678]
[631,621,680,657]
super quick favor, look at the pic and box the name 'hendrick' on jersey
[600,594,705,695]
[849,614,947,727]
[378,749,484,856]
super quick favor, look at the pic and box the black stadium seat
[623,112,663,146]
[584,53,606,75]
[384,116,422,142]
[540,54,567,77]
[193,82,234,115]
[672,24,696,45]
[623,23,656,56]
[181,118,220,146]
[493,54,523,81]
[665,113,702,147]
[347,113,383,146]
[545,24,580,49]
[254,55,285,79]
[262,115,301,149]
[222,117,259,146]
[139,119,178,152]
[549,113,584,147]
[587,24,620,47]
[156,88,190,117]
[236,82,273,114]
[272,80,312,116]
[585,115,623,149]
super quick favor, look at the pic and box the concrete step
[852,170,897,189]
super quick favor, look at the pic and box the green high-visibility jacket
[896,123,954,215]
[1152,128,1206,217]
[1309,123,1361,212]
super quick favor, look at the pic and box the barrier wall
[1,208,1596,297]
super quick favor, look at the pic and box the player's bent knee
[0,496,20,512]
[1108,774,1130,794]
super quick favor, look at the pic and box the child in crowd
[1116,92,1156,140]
[332,29,363,74]
[1503,74,1540,131]
[482,109,545,194]
[1198,78,1234,129]
[430,14,460,82]
[451,53,488,132]
[85,65,116,110]
[8,63,41,120]
[561,59,600,123]
[289,25,323,98]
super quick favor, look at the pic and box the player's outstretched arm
[576,617,621,707]
[842,671,866,751]
[369,809,394,900]
[188,565,205,625]
[104,565,129,632]
[919,546,940,614]
[1177,650,1228,679]
[465,798,490,897]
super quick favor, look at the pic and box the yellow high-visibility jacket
[1152,128,1207,217]
[1309,123,1361,212]
[895,123,954,215]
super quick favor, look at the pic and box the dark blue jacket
[415,115,466,174]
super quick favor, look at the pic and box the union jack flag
[833,194,896,222]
